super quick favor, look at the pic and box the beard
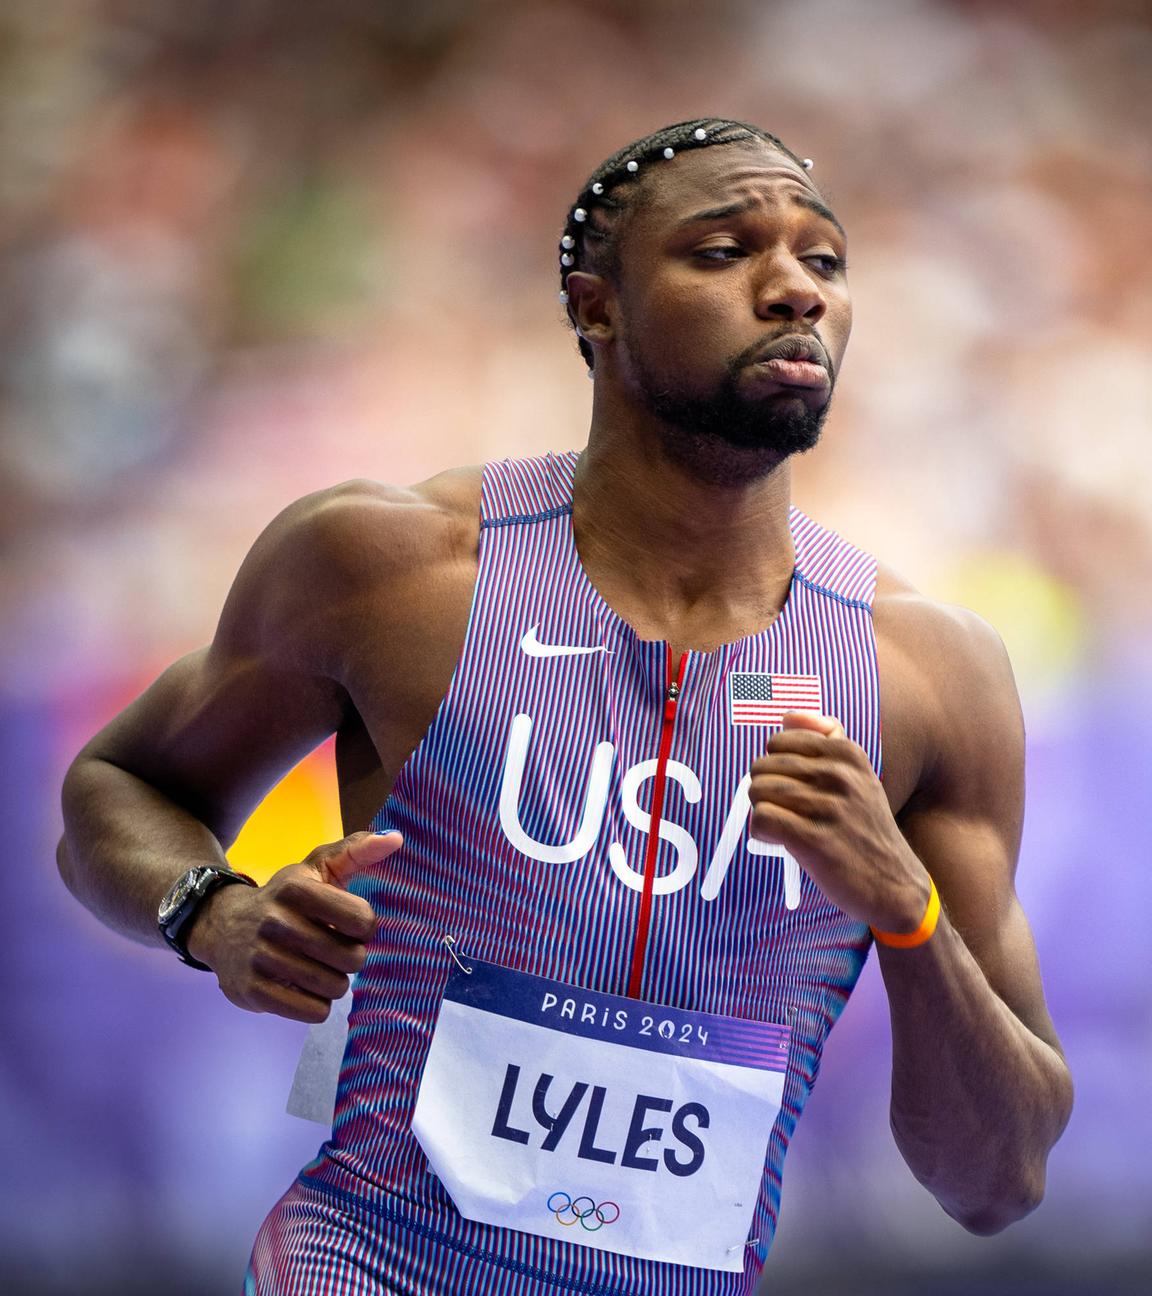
[629,337,833,488]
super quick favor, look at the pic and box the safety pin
[442,934,473,974]
[726,1237,760,1254]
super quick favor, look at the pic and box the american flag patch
[729,672,823,726]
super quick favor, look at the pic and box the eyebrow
[676,192,846,240]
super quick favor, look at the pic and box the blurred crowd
[1,1,1149,1292]
[2,0,1150,704]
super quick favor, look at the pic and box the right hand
[185,830,403,1023]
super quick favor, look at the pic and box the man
[58,119,1072,1294]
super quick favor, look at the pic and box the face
[600,141,852,484]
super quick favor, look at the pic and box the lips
[746,333,831,392]
[749,333,829,369]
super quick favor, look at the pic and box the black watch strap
[158,865,257,971]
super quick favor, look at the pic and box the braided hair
[558,119,809,373]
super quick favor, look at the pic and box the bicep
[82,644,349,847]
[78,491,362,844]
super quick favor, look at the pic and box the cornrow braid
[558,118,811,372]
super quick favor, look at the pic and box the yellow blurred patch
[226,738,342,884]
[941,551,1087,709]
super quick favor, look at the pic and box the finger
[748,775,832,822]
[317,831,404,890]
[264,911,368,975]
[750,753,855,795]
[276,873,377,942]
[781,711,846,739]
[765,728,860,764]
[750,752,831,782]
[766,728,835,755]
[748,798,811,847]
[249,977,337,1025]
[252,944,351,1003]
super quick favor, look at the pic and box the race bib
[411,957,791,1272]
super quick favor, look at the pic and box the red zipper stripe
[627,645,688,998]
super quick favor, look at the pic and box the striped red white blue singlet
[246,450,880,1295]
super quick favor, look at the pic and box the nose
[754,253,826,325]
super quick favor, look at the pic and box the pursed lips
[746,334,831,390]
[749,332,829,368]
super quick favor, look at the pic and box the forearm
[58,754,230,947]
[878,914,1072,1233]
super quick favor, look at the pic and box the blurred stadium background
[2,0,1150,1292]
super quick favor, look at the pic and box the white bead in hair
[591,182,604,195]
[802,158,814,170]
[558,290,569,303]
[560,252,574,266]
[573,208,587,221]
[663,147,675,159]
[693,127,707,141]
[561,235,575,249]
[626,160,638,172]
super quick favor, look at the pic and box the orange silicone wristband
[871,876,940,949]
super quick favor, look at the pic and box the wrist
[158,865,256,970]
[875,869,933,933]
[183,878,252,968]
[872,872,940,949]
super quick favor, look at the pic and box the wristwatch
[158,865,257,970]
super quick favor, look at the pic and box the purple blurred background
[2,1,1150,1292]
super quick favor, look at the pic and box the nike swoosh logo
[520,625,611,658]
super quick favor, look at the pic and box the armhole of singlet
[789,505,879,611]
[366,468,494,830]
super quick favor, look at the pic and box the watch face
[159,869,207,926]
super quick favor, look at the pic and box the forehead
[632,140,834,234]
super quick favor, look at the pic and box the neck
[572,408,797,651]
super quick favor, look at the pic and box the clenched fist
[748,713,930,933]
[185,831,403,1022]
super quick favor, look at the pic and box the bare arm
[748,600,1072,1234]
[876,604,1072,1232]
[57,479,427,1018]
[57,646,346,944]
[58,484,363,934]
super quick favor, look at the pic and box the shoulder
[273,465,482,576]
[871,561,1023,810]
[213,465,483,671]
[873,562,1015,689]
[243,465,481,599]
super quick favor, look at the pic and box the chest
[349,556,888,1021]
[378,557,891,826]
[333,533,926,838]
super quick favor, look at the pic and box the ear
[564,271,616,350]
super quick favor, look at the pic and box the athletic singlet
[258,451,879,1295]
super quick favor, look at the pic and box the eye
[805,253,848,277]
[693,243,744,262]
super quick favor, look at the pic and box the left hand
[748,712,930,932]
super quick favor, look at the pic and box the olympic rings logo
[546,1190,621,1231]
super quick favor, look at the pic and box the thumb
[316,830,404,889]
[781,711,846,739]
